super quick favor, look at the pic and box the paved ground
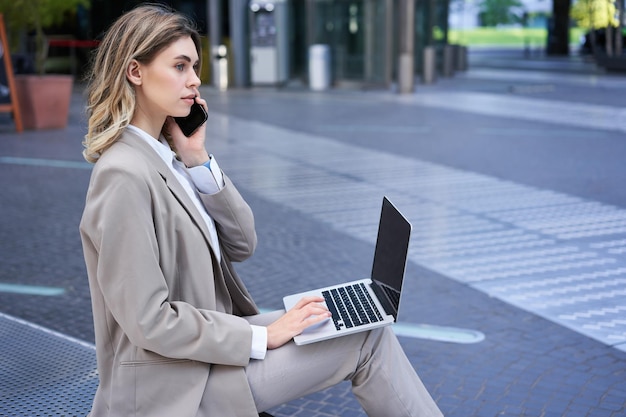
[1,48,626,416]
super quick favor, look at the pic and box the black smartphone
[174,101,208,137]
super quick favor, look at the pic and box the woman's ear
[126,59,142,86]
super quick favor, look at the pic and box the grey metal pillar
[398,0,415,94]
[229,0,250,87]
[208,0,222,88]
[442,44,454,77]
[422,46,436,84]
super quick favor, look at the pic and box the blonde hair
[83,4,201,163]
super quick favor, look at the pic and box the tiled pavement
[2,49,626,416]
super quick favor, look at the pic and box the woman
[80,4,443,417]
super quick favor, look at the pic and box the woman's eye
[176,63,184,71]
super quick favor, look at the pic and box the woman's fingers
[294,297,330,323]
[293,295,325,309]
[266,297,331,349]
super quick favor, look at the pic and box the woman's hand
[165,96,210,167]
[266,296,331,349]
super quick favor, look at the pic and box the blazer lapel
[118,132,219,258]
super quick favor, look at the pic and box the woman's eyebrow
[174,54,198,63]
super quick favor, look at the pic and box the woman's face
[134,36,201,121]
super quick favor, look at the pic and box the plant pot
[14,74,73,130]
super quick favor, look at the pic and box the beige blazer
[80,131,261,416]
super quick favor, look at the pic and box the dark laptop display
[369,197,412,319]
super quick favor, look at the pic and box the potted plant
[0,0,90,130]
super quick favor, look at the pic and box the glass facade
[84,0,450,89]
[305,0,392,87]
[414,0,451,73]
[299,0,451,88]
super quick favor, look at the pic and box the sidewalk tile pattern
[206,109,626,351]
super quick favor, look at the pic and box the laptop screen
[370,197,412,319]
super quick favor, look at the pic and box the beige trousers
[245,311,443,417]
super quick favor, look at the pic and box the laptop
[283,196,412,345]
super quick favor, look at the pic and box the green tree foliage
[0,0,90,74]
[478,0,525,26]
[571,0,618,28]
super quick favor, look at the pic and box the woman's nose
[189,70,201,87]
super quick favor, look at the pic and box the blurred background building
[87,0,455,90]
[5,0,608,89]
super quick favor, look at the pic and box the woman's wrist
[182,152,210,168]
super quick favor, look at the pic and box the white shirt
[127,125,267,360]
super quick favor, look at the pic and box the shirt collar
[126,124,176,167]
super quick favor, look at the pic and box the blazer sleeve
[80,159,253,367]
[199,174,257,262]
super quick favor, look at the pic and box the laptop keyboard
[322,283,384,331]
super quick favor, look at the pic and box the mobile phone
[174,101,208,137]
